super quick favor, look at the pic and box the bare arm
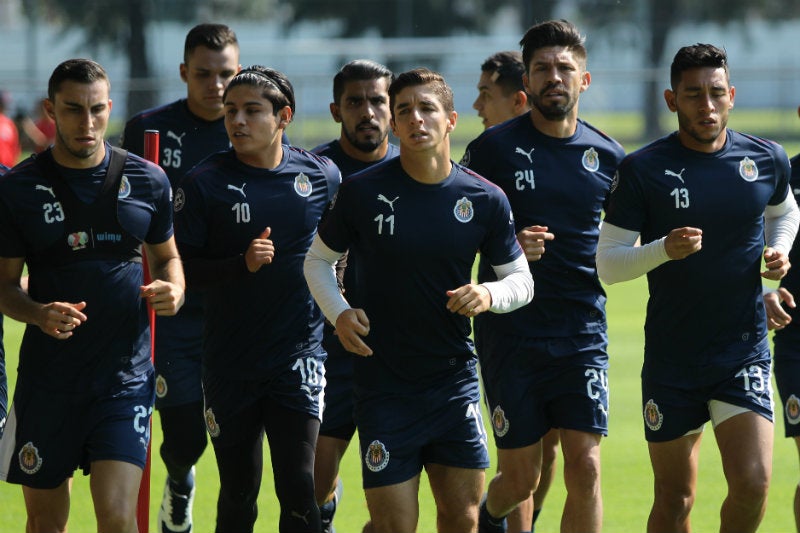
[0,256,87,339]
[141,237,186,316]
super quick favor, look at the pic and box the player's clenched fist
[664,226,702,260]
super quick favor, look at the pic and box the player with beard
[463,20,624,533]
[310,59,398,533]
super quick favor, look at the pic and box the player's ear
[446,111,457,133]
[43,98,55,120]
[330,103,342,123]
[522,74,531,96]
[580,71,591,93]
[390,118,397,136]
[279,106,293,127]
[513,91,528,114]
[664,89,677,112]
[180,63,188,83]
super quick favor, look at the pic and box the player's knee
[564,451,601,489]
[25,514,68,533]
[728,471,769,508]
[436,502,478,532]
[95,508,137,533]
[160,430,207,469]
[653,481,695,518]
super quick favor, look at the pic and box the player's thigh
[496,443,542,488]
[365,474,421,532]
[426,464,483,530]
[714,410,773,489]
[89,460,143,523]
[647,432,703,494]
[22,479,71,531]
[314,434,351,501]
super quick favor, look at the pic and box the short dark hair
[47,58,109,101]
[519,19,586,71]
[224,65,295,117]
[670,43,729,90]
[389,68,453,118]
[332,59,394,104]
[481,51,525,96]
[184,23,239,64]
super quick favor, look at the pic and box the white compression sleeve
[596,222,671,285]
[303,235,351,324]
[482,253,534,313]
[765,194,800,254]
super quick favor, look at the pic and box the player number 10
[232,202,251,223]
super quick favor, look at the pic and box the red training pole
[138,129,159,533]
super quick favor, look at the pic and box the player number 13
[670,187,690,209]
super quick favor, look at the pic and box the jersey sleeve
[0,178,25,257]
[120,117,145,156]
[769,143,792,206]
[461,134,493,178]
[480,187,523,267]
[145,165,175,244]
[602,159,647,233]
[316,181,354,254]
[173,170,210,248]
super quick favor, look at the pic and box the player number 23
[42,202,65,224]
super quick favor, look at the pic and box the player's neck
[399,147,452,184]
[186,100,223,123]
[235,141,283,169]
[51,141,106,169]
[338,136,388,163]
[677,129,728,154]
[529,109,578,139]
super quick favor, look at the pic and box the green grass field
[2,109,800,532]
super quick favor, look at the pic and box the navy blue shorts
[477,331,609,448]
[0,371,154,489]
[153,310,204,409]
[355,359,489,489]
[772,332,800,437]
[202,351,325,449]
[319,324,356,440]
[641,352,773,442]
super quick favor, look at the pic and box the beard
[343,122,387,153]
[530,84,578,121]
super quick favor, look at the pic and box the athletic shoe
[478,494,507,533]
[320,477,344,533]
[158,467,195,533]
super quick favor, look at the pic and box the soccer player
[765,103,800,532]
[120,23,239,533]
[463,20,625,533]
[310,59,398,533]
[173,66,340,533]
[0,58,185,533]
[471,48,560,533]
[304,67,534,533]
[472,51,529,129]
[597,44,800,533]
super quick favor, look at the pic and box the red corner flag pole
[138,129,160,533]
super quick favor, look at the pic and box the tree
[22,0,274,119]
[574,0,800,139]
